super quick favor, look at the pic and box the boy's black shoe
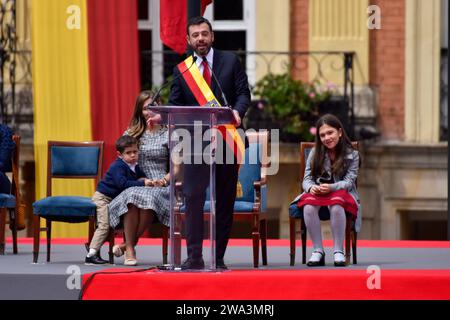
[84,243,109,265]
[85,254,108,265]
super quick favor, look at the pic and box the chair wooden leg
[162,225,168,265]
[9,209,18,254]
[33,214,40,263]
[174,233,182,266]
[0,208,6,255]
[345,216,351,265]
[252,229,260,268]
[174,214,182,266]
[300,218,307,264]
[289,217,296,266]
[46,220,52,262]
[108,228,114,264]
[352,231,357,264]
[260,219,267,266]
[251,214,260,268]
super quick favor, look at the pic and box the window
[138,0,163,88]
[213,0,243,20]
[204,0,255,84]
[137,0,256,89]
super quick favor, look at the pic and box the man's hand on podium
[232,109,241,127]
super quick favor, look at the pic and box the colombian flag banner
[31,0,140,237]
[160,0,212,54]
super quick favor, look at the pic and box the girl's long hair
[127,90,156,140]
[311,113,357,179]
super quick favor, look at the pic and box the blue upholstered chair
[234,140,268,268]
[0,135,23,255]
[172,132,268,268]
[208,141,268,268]
[289,142,358,266]
[32,141,104,263]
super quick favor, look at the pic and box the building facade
[5,0,448,239]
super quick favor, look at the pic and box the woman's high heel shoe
[124,249,138,266]
[306,250,325,267]
[124,258,138,266]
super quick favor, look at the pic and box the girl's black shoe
[333,250,347,267]
[306,250,325,267]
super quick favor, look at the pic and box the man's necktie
[202,58,211,87]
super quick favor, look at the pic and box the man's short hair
[115,135,138,153]
[186,16,213,35]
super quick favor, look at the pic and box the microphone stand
[203,57,230,108]
[203,57,240,126]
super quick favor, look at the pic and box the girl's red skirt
[297,189,358,217]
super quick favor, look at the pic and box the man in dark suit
[169,16,251,270]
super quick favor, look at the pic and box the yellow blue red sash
[177,56,245,164]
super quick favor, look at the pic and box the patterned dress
[108,127,170,228]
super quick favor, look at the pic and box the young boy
[85,135,153,265]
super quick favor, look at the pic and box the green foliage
[150,76,173,105]
[252,73,332,141]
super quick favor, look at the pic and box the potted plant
[247,73,334,142]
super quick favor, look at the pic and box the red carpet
[8,237,450,300]
[78,239,450,300]
[81,268,450,300]
[8,237,450,248]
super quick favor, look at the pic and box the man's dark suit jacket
[168,49,251,119]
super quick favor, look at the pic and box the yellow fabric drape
[32,0,93,237]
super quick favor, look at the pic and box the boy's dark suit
[169,49,251,263]
[96,158,146,199]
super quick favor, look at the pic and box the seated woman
[0,124,15,194]
[108,91,170,266]
[293,114,361,267]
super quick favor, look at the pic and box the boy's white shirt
[119,157,137,173]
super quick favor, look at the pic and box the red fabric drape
[201,0,212,13]
[87,0,141,171]
[160,0,212,55]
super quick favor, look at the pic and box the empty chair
[32,140,105,263]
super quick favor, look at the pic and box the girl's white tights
[303,204,346,253]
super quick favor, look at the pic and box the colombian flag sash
[177,56,245,164]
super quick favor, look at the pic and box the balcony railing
[0,49,33,144]
[141,50,356,138]
[2,49,360,143]
[0,0,34,143]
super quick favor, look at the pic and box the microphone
[203,57,230,107]
[148,56,198,106]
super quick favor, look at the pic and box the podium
[151,106,237,271]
